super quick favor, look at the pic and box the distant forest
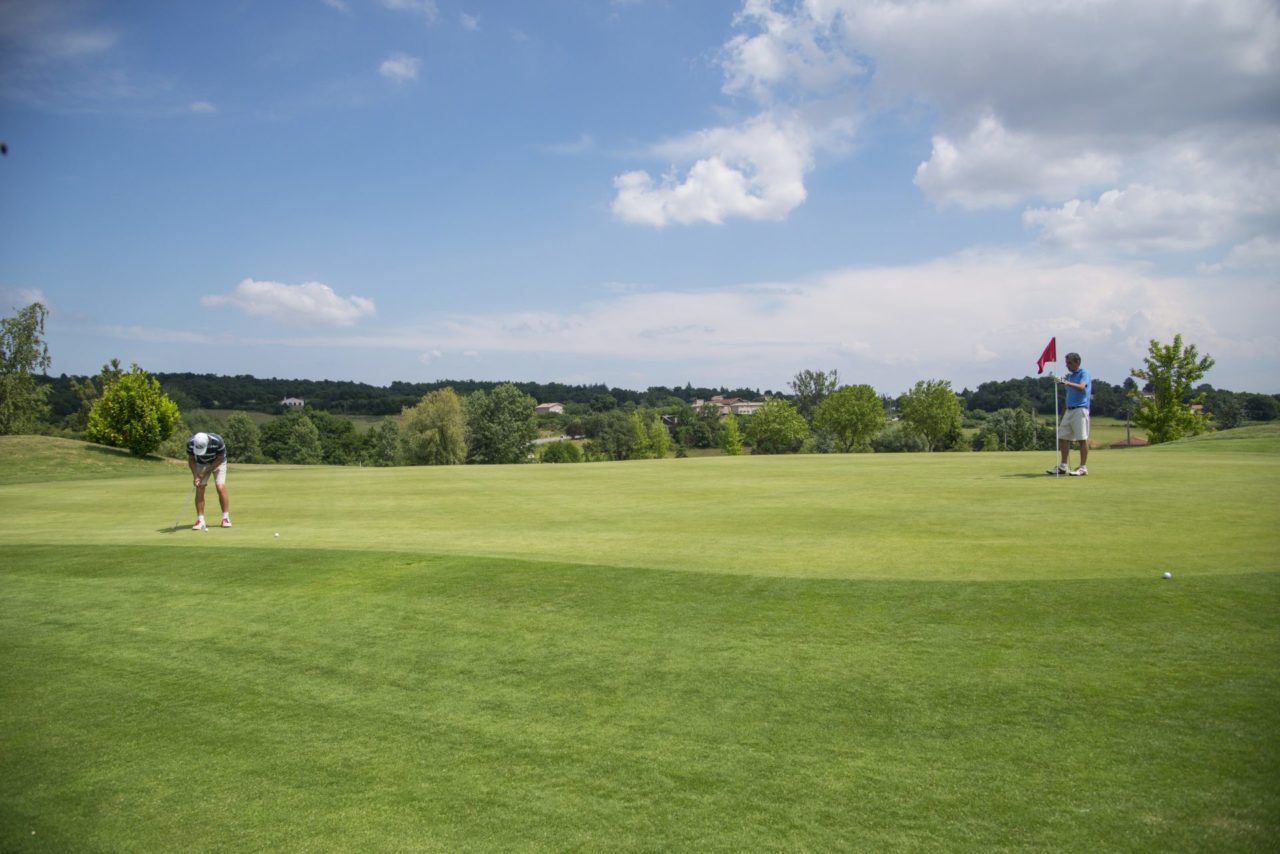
[37,371,1279,424]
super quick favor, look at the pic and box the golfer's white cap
[192,432,209,455]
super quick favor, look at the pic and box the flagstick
[1051,370,1060,477]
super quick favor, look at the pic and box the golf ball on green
[274,532,280,538]
[1162,571,1172,579]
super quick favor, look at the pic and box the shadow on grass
[1002,472,1067,479]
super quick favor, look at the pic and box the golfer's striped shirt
[187,433,227,466]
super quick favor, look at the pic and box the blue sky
[2,0,1278,395]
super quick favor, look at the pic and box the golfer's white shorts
[201,460,228,486]
[1057,408,1090,441]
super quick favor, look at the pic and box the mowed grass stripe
[3,443,1278,580]
[2,545,1277,852]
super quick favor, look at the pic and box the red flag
[1037,337,1056,374]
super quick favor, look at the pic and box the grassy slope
[1,432,1277,851]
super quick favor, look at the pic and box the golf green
[1,431,1277,851]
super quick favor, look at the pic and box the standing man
[188,431,231,530]
[1048,352,1091,476]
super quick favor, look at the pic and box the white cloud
[677,0,1280,259]
[379,54,420,83]
[202,279,376,328]
[915,113,1121,209]
[276,252,1275,392]
[612,114,812,226]
[189,100,217,114]
[381,0,439,23]
[460,13,480,32]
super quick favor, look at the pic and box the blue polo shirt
[1065,368,1091,409]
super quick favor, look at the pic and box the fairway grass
[2,433,1278,851]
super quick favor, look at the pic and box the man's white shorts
[200,460,228,486]
[1057,408,1090,442]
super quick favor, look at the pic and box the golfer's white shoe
[1046,463,1069,475]
[1068,466,1088,476]
[221,518,232,528]
[192,520,207,531]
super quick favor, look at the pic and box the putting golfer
[187,431,231,530]
[1049,352,1091,476]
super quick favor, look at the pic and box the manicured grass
[1,432,1277,851]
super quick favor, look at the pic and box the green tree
[647,417,671,459]
[85,363,182,457]
[466,383,538,464]
[583,410,634,460]
[402,388,467,465]
[362,419,403,466]
[971,408,1052,452]
[0,302,52,434]
[745,399,809,454]
[1129,335,1215,444]
[899,379,963,452]
[789,368,839,423]
[68,358,123,432]
[260,411,324,464]
[720,413,744,455]
[223,412,264,463]
[629,411,653,459]
[306,409,361,465]
[813,384,885,452]
[540,440,583,463]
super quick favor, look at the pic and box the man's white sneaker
[1068,466,1088,477]
[192,520,207,531]
[1046,463,1069,475]
[221,518,232,528]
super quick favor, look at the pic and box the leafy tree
[720,413,744,455]
[1242,393,1278,422]
[0,302,52,434]
[85,363,182,457]
[1129,335,1215,444]
[68,358,123,432]
[362,419,403,466]
[871,422,928,453]
[789,368,839,423]
[899,379,963,452]
[260,411,324,464]
[971,408,1053,452]
[402,388,467,465]
[306,409,362,465]
[813,384,885,452]
[629,411,653,459]
[583,410,634,460]
[223,412,264,463]
[466,383,538,464]
[745,399,809,454]
[647,417,671,459]
[540,440,583,463]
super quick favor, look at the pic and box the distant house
[535,402,565,415]
[692,395,766,416]
[280,397,305,410]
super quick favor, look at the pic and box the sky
[1,0,1278,397]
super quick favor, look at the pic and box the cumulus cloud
[0,287,49,311]
[202,279,376,327]
[379,54,420,83]
[620,0,1280,255]
[915,113,1121,209]
[381,0,439,23]
[315,252,1274,392]
[612,115,812,226]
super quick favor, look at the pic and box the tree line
[3,302,1276,464]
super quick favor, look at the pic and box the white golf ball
[1162,571,1172,579]
[274,532,280,538]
